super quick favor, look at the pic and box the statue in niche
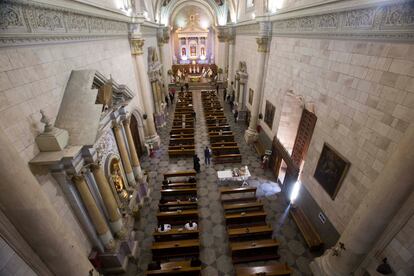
[148,47,159,65]
[181,47,186,56]
[110,159,129,201]
[239,61,247,73]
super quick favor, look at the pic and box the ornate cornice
[0,0,129,47]
[256,37,270,53]
[130,38,144,55]
[234,1,414,42]
[271,1,414,41]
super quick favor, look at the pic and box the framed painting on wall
[314,143,350,200]
[248,88,254,105]
[264,100,275,129]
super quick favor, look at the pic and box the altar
[217,166,251,186]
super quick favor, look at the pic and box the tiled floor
[123,89,315,276]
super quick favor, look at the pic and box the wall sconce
[143,114,148,120]
[376,258,392,275]
[332,242,346,257]
[258,113,263,119]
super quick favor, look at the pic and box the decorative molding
[256,37,270,53]
[130,38,144,55]
[270,1,414,41]
[235,23,260,35]
[0,1,129,47]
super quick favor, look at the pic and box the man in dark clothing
[185,82,189,92]
[192,111,196,121]
[193,155,201,173]
[216,84,219,94]
[223,88,227,101]
[169,92,174,104]
[204,146,211,166]
[226,94,230,103]
[180,86,184,93]
[165,95,169,106]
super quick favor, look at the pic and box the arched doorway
[130,114,144,157]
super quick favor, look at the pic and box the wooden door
[130,115,144,157]
[291,109,317,167]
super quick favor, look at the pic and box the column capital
[130,37,145,55]
[256,37,270,53]
[112,121,122,130]
[122,116,131,126]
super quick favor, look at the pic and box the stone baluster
[310,125,414,275]
[90,163,126,238]
[130,36,160,147]
[113,122,136,187]
[123,117,149,198]
[244,36,270,143]
[0,128,94,275]
[72,174,115,250]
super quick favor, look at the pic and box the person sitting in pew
[162,180,172,185]
[188,177,196,183]
[148,261,161,270]
[188,196,197,202]
[158,224,172,233]
[185,221,198,231]
[190,258,201,267]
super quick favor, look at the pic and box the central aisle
[128,88,314,276]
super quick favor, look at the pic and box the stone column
[244,36,270,144]
[239,73,248,109]
[0,129,94,275]
[113,122,136,187]
[228,35,235,87]
[217,29,227,71]
[130,36,160,147]
[224,37,230,82]
[72,174,115,250]
[123,117,149,198]
[151,81,160,114]
[90,163,125,238]
[310,125,414,275]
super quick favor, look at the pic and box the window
[264,100,275,129]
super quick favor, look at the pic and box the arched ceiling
[171,5,213,30]
[154,0,235,27]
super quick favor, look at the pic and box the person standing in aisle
[204,146,211,166]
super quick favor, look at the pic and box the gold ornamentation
[111,159,129,201]
[256,37,269,53]
[130,38,144,55]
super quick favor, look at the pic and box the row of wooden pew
[168,92,196,158]
[220,186,293,275]
[201,90,242,164]
[146,171,201,275]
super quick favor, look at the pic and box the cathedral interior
[0,0,413,275]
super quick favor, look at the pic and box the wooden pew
[220,187,257,197]
[157,209,198,225]
[211,142,238,147]
[168,145,195,150]
[159,200,198,211]
[162,182,196,189]
[225,211,267,228]
[213,153,242,164]
[154,228,199,242]
[164,171,196,179]
[161,188,197,199]
[235,263,292,276]
[208,130,232,136]
[170,128,195,135]
[223,201,264,213]
[230,239,280,263]
[170,133,194,139]
[209,135,235,143]
[151,239,199,260]
[146,260,201,276]
[169,138,194,146]
[211,146,240,155]
[228,225,273,241]
[168,148,196,157]
[208,125,231,132]
[290,206,323,251]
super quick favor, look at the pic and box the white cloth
[184,222,197,231]
[158,224,171,232]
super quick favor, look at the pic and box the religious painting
[181,47,186,56]
[190,45,196,56]
[201,47,205,56]
[314,143,350,200]
[248,88,254,105]
[264,100,275,129]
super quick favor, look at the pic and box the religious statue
[181,47,186,56]
[239,61,247,73]
[111,159,129,201]
[177,69,182,79]
[40,109,54,133]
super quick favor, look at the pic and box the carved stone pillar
[228,35,235,87]
[0,128,94,275]
[245,36,270,144]
[123,117,149,198]
[311,125,414,275]
[217,28,227,71]
[151,81,160,114]
[113,123,136,187]
[72,174,115,250]
[130,36,160,147]
[90,163,125,238]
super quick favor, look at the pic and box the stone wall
[261,37,413,234]
[0,236,37,276]
[0,37,146,254]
